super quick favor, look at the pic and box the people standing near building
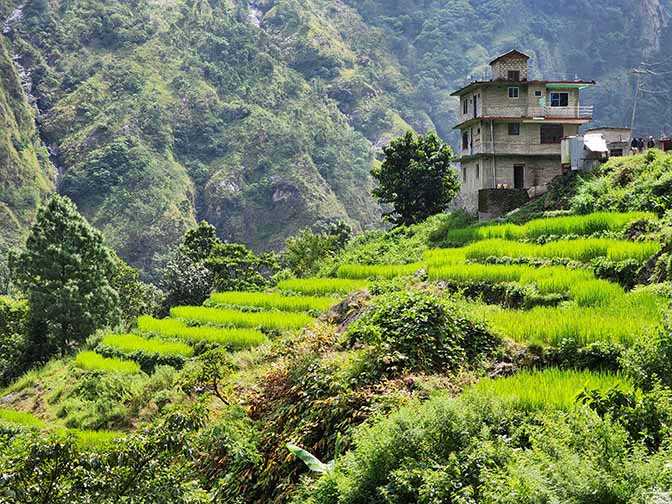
[638,138,645,153]
[631,137,639,154]
[648,137,656,150]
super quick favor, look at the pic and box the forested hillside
[1,0,671,276]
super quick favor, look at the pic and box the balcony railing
[461,141,562,158]
[478,105,594,119]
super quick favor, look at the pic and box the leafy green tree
[110,253,163,330]
[10,195,120,358]
[204,243,279,292]
[282,223,351,278]
[181,220,219,262]
[371,130,458,226]
[0,296,29,385]
[161,250,214,309]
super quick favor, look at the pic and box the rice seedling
[463,238,659,263]
[444,211,654,245]
[71,429,123,449]
[102,333,194,358]
[423,248,467,266]
[469,368,633,411]
[277,278,369,295]
[75,351,141,374]
[207,291,336,312]
[569,279,624,307]
[0,408,44,428]
[481,293,664,347]
[336,262,425,279]
[138,316,267,348]
[170,306,314,331]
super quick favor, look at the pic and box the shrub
[621,316,672,390]
[0,296,29,385]
[75,351,141,375]
[137,315,266,348]
[170,306,314,331]
[345,291,498,373]
[592,257,642,288]
[207,291,336,312]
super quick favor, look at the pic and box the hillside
[1,0,672,276]
[2,152,672,502]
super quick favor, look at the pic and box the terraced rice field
[277,278,369,295]
[170,306,314,331]
[468,368,633,411]
[207,291,337,312]
[75,351,141,374]
[138,315,266,348]
[101,333,194,358]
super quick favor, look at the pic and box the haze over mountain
[1,0,670,274]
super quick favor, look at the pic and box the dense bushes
[345,291,498,373]
[0,296,29,385]
[297,391,672,504]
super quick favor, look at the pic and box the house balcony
[460,141,561,159]
[481,105,594,120]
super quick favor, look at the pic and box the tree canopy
[372,131,459,226]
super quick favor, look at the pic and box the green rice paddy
[101,333,194,358]
[277,278,369,295]
[336,262,424,279]
[75,351,141,374]
[207,291,337,312]
[170,305,314,331]
[138,315,266,348]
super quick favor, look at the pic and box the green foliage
[0,296,29,385]
[282,224,351,278]
[204,243,279,292]
[110,253,163,330]
[75,351,141,375]
[336,262,424,279]
[571,152,672,216]
[97,333,192,370]
[181,220,219,263]
[346,291,498,373]
[621,315,672,390]
[161,249,214,310]
[10,195,120,359]
[181,348,235,405]
[137,315,267,349]
[0,408,44,429]
[170,305,314,331]
[299,391,672,504]
[0,407,211,502]
[371,131,458,226]
[277,278,369,295]
[207,291,336,312]
[441,211,654,246]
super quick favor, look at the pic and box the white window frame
[550,92,569,107]
[508,86,520,99]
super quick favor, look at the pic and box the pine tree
[11,195,120,358]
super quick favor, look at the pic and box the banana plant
[287,434,340,474]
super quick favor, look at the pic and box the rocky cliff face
[1,0,671,276]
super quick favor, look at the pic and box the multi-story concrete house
[452,50,595,216]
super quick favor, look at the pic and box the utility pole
[630,69,643,133]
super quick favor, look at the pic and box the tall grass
[469,369,633,411]
[429,263,595,296]
[336,262,424,279]
[481,291,665,346]
[102,333,194,358]
[444,211,654,245]
[170,306,314,331]
[138,315,267,348]
[277,278,369,295]
[463,238,659,263]
[75,351,141,374]
[207,291,336,312]
[0,408,44,428]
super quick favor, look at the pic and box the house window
[462,166,467,181]
[508,70,520,81]
[508,87,519,99]
[540,124,564,144]
[462,131,469,150]
[534,90,543,97]
[463,99,468,115]
[508,123,520,136]
[476,163,480,179]
[550,92,569,107]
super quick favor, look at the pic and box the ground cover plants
[207,291,337,312]
[137,315,267,348]
[170,306,314,331]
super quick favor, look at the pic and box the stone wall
[478,188,530,219]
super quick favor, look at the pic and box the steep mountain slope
[0,32,54,251]
[1,0,671,277]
